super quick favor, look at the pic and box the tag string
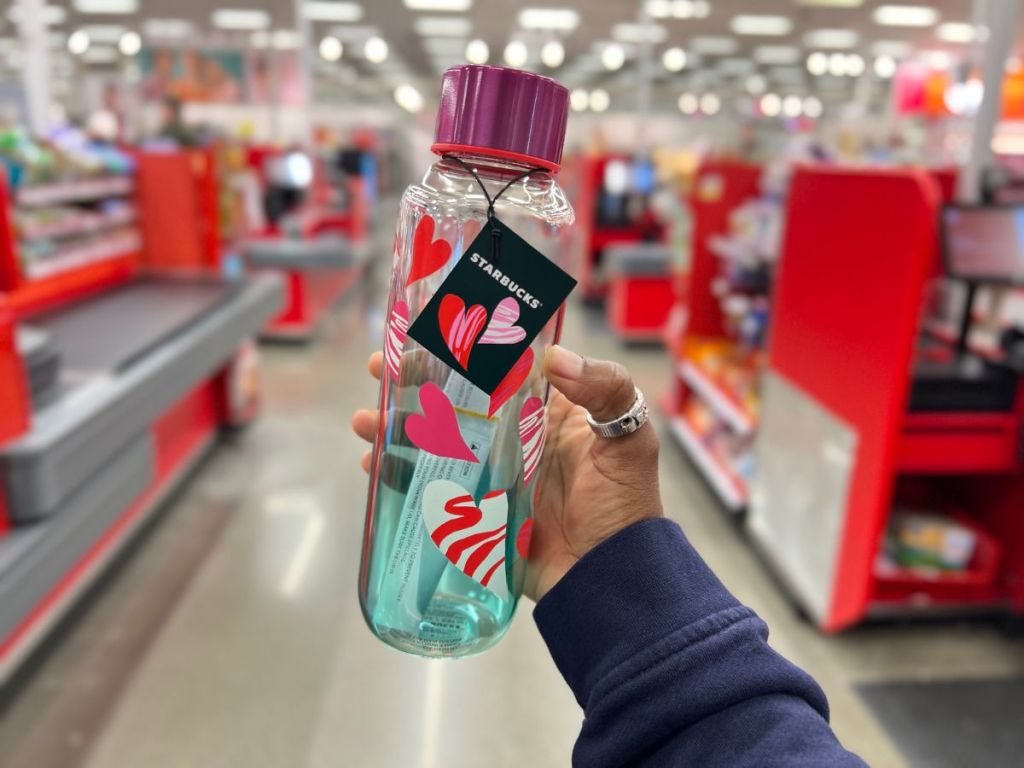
[442,153,546,264]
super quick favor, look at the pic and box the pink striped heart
[519,396,545,485]
[437,293,487,370]
[384,300,409,383]
[422,480,509,600]
[479,297,527,345]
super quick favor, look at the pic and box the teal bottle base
[370,592,511,659]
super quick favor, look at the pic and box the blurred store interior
[2,0,1024,766]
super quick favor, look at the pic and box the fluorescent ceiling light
[678,92,698,115]
[646,0,672,18]
[8,4,66,25]
[81,25,125,43]
[540,39,565,68]
[212,10,270,30]
[700,93,720,115]
[807,51,828,75]
[272,30,302,49]
[465,38,488,63]
[67,30,90,55]
[874,55,897,78]
[82,45,118,63]
[937,22,980,43]
[730,15,793,36]
[570,88,588,112]
[305,2,363,22]
[415,17,472,36]
[331,25,379,42]
[845,53,865,76]
[394,84,424,113]
[873,5,940,28]
[872,40,912,57]
[760,93,781,117]
[518,8,579,32]
[143,19,192,38]
[73,0,137,13]
[691,37,738,56]
[612,22,667,44]
[804,29,859,49]
[796,0,862,5]
[754,46,801,65]
[782,95,803,118]
[503,40,527,67]
[404,0,472,9]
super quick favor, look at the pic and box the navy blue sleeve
[533,518,866,767]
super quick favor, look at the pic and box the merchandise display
[360,65,573,657]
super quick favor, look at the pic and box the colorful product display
[359,65,573,658]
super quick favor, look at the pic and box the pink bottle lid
[432,65,570,172]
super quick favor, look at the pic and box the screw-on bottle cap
[432,65,570,172]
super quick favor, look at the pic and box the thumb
[543,345,642,424]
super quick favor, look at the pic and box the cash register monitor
[942,205,1024,284]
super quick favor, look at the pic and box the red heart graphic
[438,294,487,369]
[488,348,534,417]
[516,518,534,559]
[407,216,452,286]
[404,382,479,463]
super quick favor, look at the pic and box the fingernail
[545,345,585,380]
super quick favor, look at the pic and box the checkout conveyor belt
[0,273,282,671]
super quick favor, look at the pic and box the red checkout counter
[742,167,1024,631]
[241,147,370,341]
[0,150,282,681]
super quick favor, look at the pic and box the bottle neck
[434,149,555,181]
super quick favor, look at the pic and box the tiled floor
[2,242,1024,768]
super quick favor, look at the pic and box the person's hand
[352,345,663,602]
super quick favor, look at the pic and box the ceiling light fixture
[730,15,793,36]
[873,55,897,78]
[211,10,270,31]
[803,96,824,118]
[804,29,859,49]
[678,92,698,114]
[319,36,343,61]
[414,17,472,36]
[304,2,363,22]
[782,95,803,117]
[403,0,472,10]
[540,40,565,68]
[760,93,782,117]
[645,0,672,18]
[589,88,610,112]
[518,8,579,32]
[503,39,528,67]
[700,93,721,115]
[662,46,687,72]
[118,30,141,56]
[394,83,425,113]
[601,43,626,71]
[8,4,66,25]
[827,52,849,76]
[364,36,389,63]
[570,88,588,111]
[613,22,667,44]
[936,22,979,43]
[872,5,940,28]
[844,53,865,76]
[465,38,489,64]
[67,30,90,55]
[807,51,829,76]
[73,0,137,13]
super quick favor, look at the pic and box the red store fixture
[0,149,281,681]
[663,160,763,512]
[746,166,1024,631]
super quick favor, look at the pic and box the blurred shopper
[352,345,864,766]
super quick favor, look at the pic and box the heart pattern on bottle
[404,382,479,463]
[384,300,409,383]
[519,396,545,484]
[407,215,452,286]
[438,293,487,370]
[479,297,527,345]
[488,348,534,417]
[422,480,510,600]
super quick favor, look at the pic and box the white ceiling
[3,0,1023,110]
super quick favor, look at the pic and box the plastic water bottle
[359,66,574,657]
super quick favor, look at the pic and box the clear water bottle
[359,65,573,657]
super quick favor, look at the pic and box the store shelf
[23,233,141,280]
[18,207,137,241]
[667,414,747,512]
[16,176,134,207]
[678,359,757,436]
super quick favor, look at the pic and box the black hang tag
[407,217,577,395]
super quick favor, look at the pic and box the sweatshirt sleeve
[533,518,867,768]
